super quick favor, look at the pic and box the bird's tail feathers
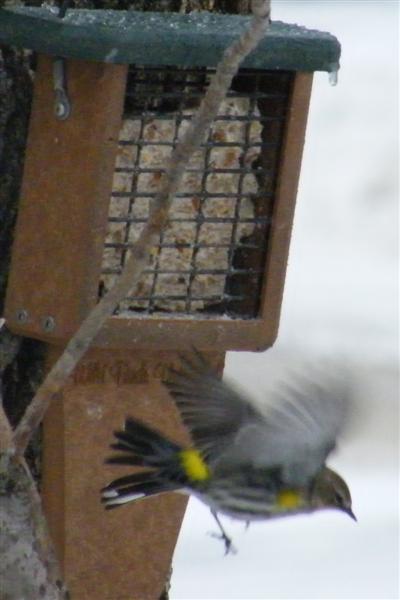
[102,469,181,509]
[107,418,182,467]
[102,418,184,508]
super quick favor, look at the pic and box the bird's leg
[209,510,237,555]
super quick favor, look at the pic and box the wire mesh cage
[102,67,292,319]
[1,8,340,351]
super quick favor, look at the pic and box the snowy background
[170,2,399,599]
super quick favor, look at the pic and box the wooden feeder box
[0,7,340,600]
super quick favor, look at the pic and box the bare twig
[0,320,17,454]
[13,0,271,456]
[0,403,14,455]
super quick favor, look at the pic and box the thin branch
[0,403,14,455]
[13,0,271,457]
[0,319,17,454]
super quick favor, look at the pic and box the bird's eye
[334,492,344,506]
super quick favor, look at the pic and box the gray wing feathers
[165,352,258,462]
[232,374,350,484]
[166,353,350,485]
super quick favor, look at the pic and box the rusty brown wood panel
[42,348,225,599]
[94,315,273,352]
[258,72,314,339]
[5,56,127,339]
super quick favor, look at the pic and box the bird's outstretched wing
[166,352,351,485]
[233,374,351,485]
[164,350,260,464]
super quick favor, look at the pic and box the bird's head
[311,466,356,521]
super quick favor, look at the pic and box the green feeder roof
[0,6,340,73]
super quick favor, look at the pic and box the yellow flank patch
[179,449,210,482]
[276,489,302,510]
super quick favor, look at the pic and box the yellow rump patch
[276,489,303,510]
[180,449,210,482]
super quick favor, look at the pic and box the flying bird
[102,352,355,553]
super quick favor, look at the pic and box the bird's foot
[208,530,237,555]
[209,509,237,555]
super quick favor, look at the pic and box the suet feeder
[0,6,340,599]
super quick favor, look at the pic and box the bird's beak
[345,507,357,522]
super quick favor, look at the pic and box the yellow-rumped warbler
[102,352,355,552]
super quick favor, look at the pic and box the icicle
[328,64,339,86]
